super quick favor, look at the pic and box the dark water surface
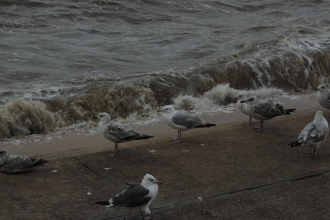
[0,0,329,138]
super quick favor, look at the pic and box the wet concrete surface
[1,111,330,220]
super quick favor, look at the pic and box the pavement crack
[290,171,329,182]
[74,158,120,189]
[97,169,330,220]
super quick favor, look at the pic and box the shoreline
[1,96,322,160]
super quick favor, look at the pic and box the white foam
[0,84,314,146]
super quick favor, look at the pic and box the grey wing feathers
[107,122,141,141]
[1,155,34,173]
[254,100,282,119]
[300,122,328,144]
[172,111,204,128]
[323,93,330,107]
[3,155,34,168]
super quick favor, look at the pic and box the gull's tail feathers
[28,158,49,168]
[284,108,296,115]
[124,134,153,141]
[196,123,216,128]
[95,201,110,205]
[289,140,302,147]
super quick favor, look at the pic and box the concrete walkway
[1,106,330,219]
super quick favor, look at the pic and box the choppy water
[0,0,330,139]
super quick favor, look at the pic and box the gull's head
[0,149,8,157]
[236,93,247,103]
[316,84,328,93]
[240,96,258,105]
[93,113,111,122]
[157,105,175,114]
[314,111,326,122]
[141,173,163,186]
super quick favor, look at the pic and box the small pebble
[52,170,57,173]
[182,150,189,152]
[200,144,204,146]
[149,150,156,153]
[87,192,92,195]
[104,168,111,170]
[198,197,203,201]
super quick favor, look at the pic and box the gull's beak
[92,116,99,119]
[156,180,163,185]
[233,97,238,103]
[240,100,246,103]
[157,109,163,112]
[315,88,319,91]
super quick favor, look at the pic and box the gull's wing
[125,182,141,187]
[3,155,34,169]
[321,91,330,107]
[172,111,204,128]
[105,122,141,141]
[111,185,152,207]
[253,100,283,119]
[299,122,329,144]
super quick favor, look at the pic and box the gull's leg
[312,148,317,155]
[126,207,134,220]
[138,207,145,218]
[108,143,118,157]
[253,120,263,131]
[243,116,252,126]
[172,131,182,143]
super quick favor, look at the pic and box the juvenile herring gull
[315,84,330,109]
[0,149,49,174]
[93,113,153,157]
[241,96,296,131]
[289,111,329,155]
[158,105,216,142]
[96,174,162,219]
[236,93,253,125]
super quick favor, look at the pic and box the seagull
[0,149,49,174]
[93,113,153,157]
[240,96,296,131]
[157,105,216,142]
[236,93,253,125]
[96,174,162,220]
[289,111,329,155]
[315,84,330,109]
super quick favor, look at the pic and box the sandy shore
[1,97,330,220]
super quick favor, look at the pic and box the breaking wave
[1,36,330,139]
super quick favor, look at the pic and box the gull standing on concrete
[93,113,153,157]
[315,84,330,109]
[236,93,253,125]
[96,174,162,220]
[289,111,329,155]
[158,105,216,142]
[241,96,296,131]
[0,149,49,174]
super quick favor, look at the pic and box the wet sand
[1,97,330,220]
